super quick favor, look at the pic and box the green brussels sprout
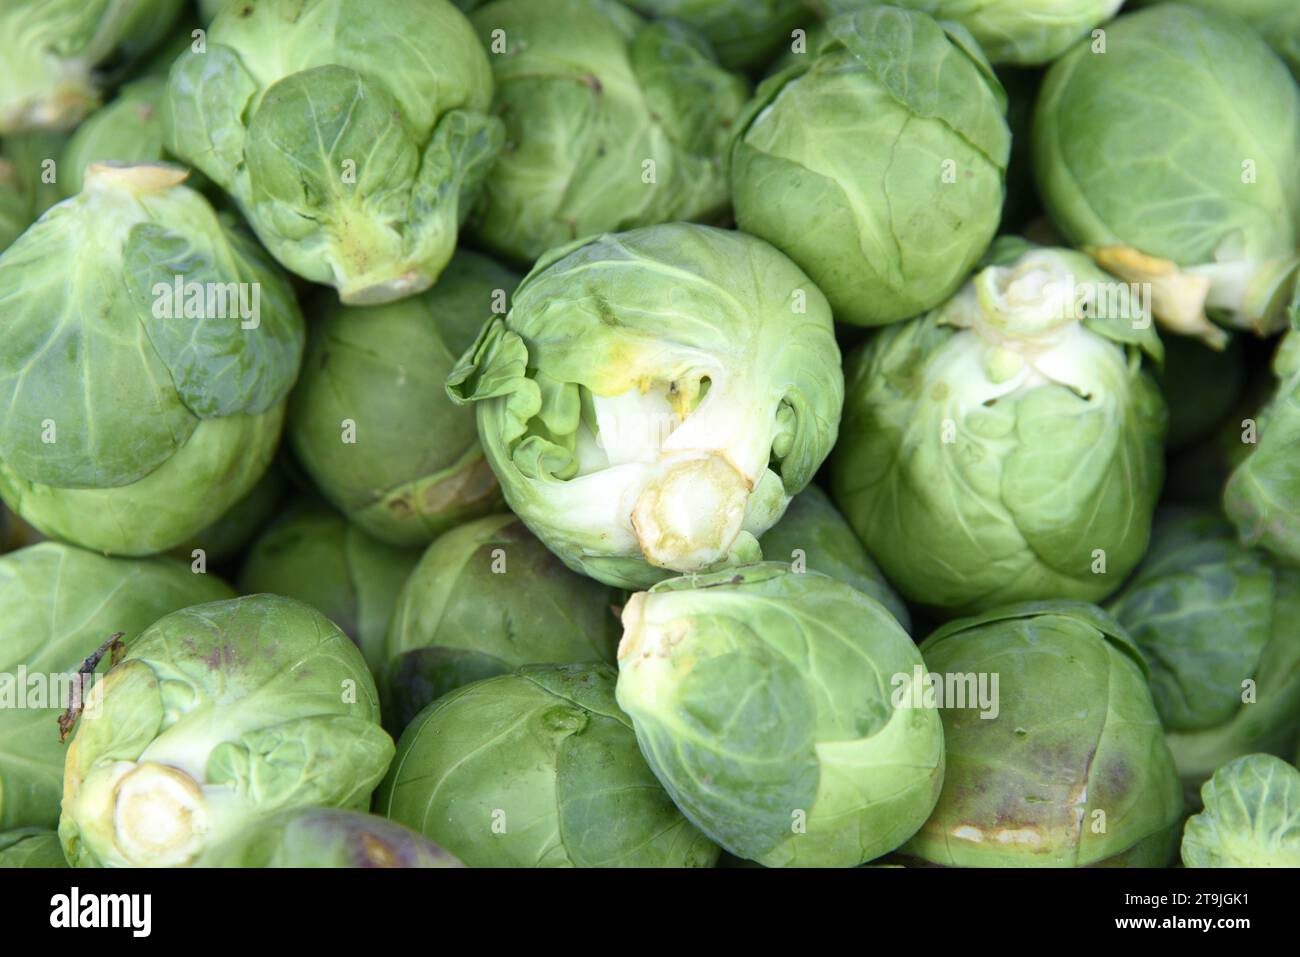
[0,829,67,867]
[465,0,749,265]
[288,252,517,547]
[758,484,910,631]
[832,0,1123,66]
[1224,327,1300,565]
[1108,508,1300,789]
[1034,4,1300,345]
[383,514,619,731]
[449,224,843,589]
[166,0,502,304]
[1,543,234,830]
[832,242,1166,617]
[0,0,186,133]
[615,564,944,868]
[378,663,719,868]
[903,602,1184,867]
[0,163,304,556]
[1158,335,1247,450]
[1131,0,1300,80]
[59,594,394,868]
[198,807,463,868]
[623,0,812,71]
[1181,755,1300,867]
[170,460,288,566]
[730,6,1010,327]
[239,502,422,677]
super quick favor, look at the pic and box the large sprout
[1107,508,1300,790]
[288,252,517,547]
[616,564,944,867]
[904,602,1184,867]
[449,223,842,589]
[383,514,619,731]
[1181,755,1300,867]
[59,594,394,868]
[0,163,304,556]
[0,0,185,133]
[378,664,720,868]
[166,0,502,304]
[831,241,1166,616]
[465,0,749,265]
[1034,4,1300,345]
[0,543,233,831]
[730,5,1010,327]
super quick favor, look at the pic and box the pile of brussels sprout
[1,0,1298,871]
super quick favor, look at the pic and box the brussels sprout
[1224,327,1300,565]
[465,0,749,265]
[0,0,186,134]
[616,564,944,868]
[0,829,67,867]
[450,224,842,589]
[1034,5,1300,345]
[0,163,304,556]
[623,0,812,70]
[832,242,1166,616]
[239,501,422,677]
[59,594,394,868]
[1181,755,1300,867]
[166,0,502,304]
[1,544,233,830]
[1108,508,1300,789]
[730,6,1010,327]
[288,252,516,547]
[379,664,719,868]
[170,460,288,566]
[1131,0,1300,80]
[198,807,463,868]
[832,0,1123,66]
[758,484,910,631]
[383,514,619,731]
[903,602,1184,867]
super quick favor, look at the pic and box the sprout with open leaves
[59,594,394,868]
[832,241,1166,616]
[450,223,842,589]
[166,0,502,304]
